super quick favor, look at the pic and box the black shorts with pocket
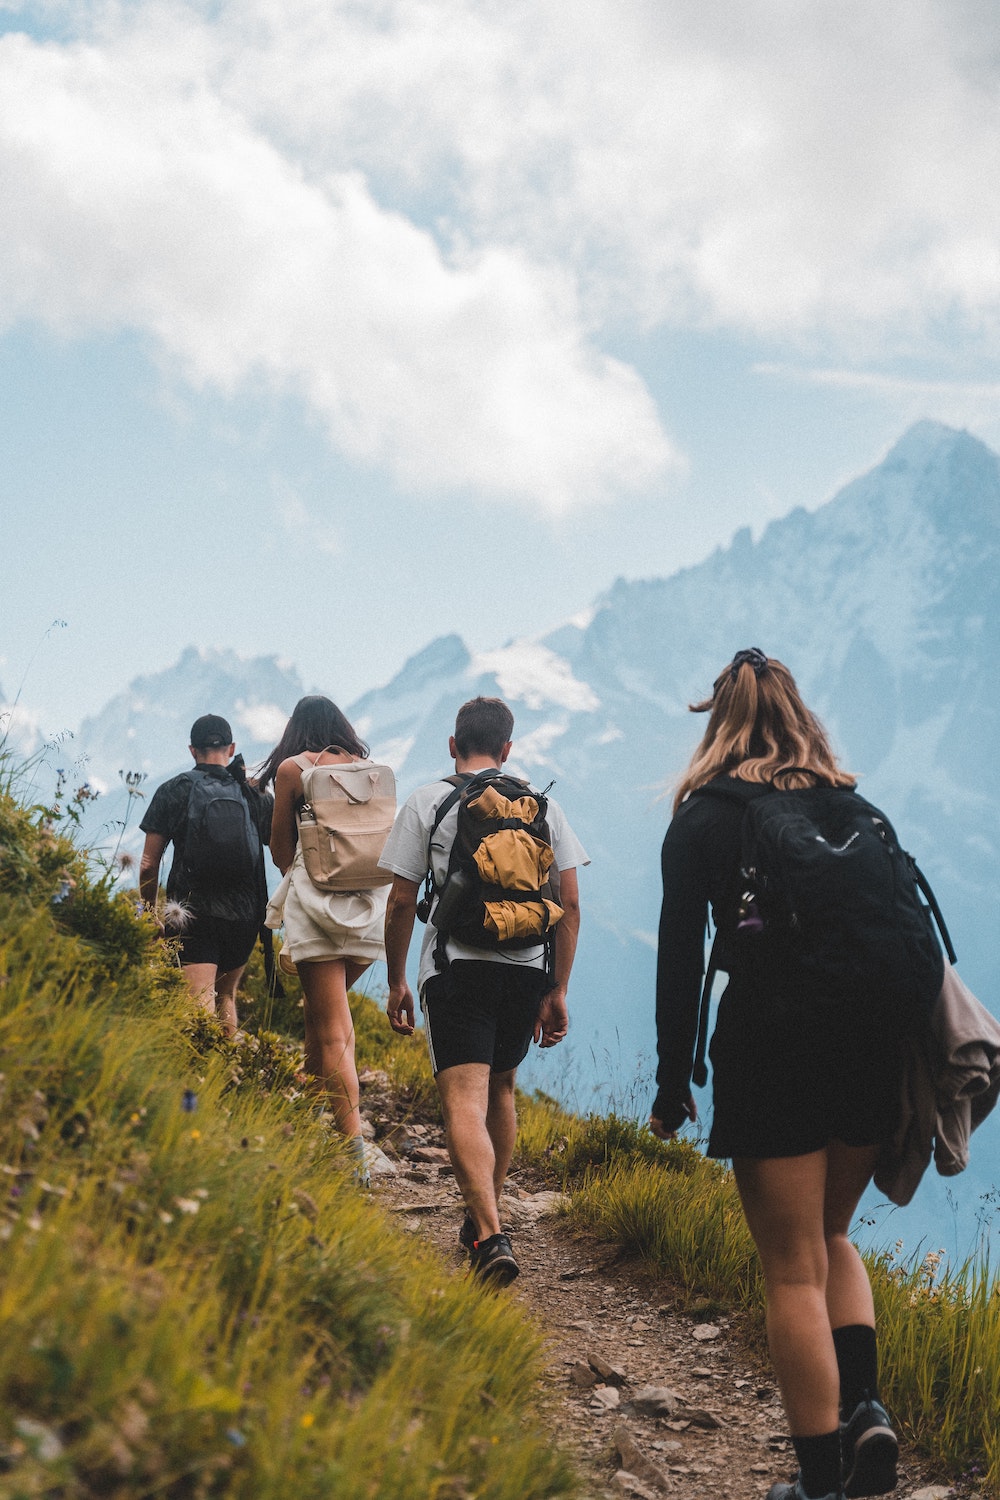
[169,912,259,974]
[421,959,547,1075]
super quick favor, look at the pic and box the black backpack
[690,779,956,1085]
[180,768,262,888]
[416,770,563,974]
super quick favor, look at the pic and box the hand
[648,1091,696,1140]
[386,982,415,1036]
[534,986,568,1048]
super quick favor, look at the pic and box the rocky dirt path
[361,1078,963,1500]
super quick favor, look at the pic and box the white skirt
[266,854,387,966]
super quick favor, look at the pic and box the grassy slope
[0,781,575,1500]
[3,770,994,1496]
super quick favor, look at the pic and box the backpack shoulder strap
[427,773,470,842]
[417,775,473,936]
[692,920,720,1088]
[689,778,767,1086]
[912,857,958,965]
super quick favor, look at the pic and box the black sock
[791,1430,842,1498]
[832,1323,879,1417]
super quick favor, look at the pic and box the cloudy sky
[2,0,999,736]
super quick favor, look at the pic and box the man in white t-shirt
[379,696,589,1286]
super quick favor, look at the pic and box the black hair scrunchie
[730,647,768,681]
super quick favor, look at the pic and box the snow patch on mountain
[0,701,45,755]
[471,642,600,713]
[379,735,417,772]
[511,721,569,771]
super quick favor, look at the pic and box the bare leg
[734,1151,840,1436]
[436,1063,501,1240]
[824,1140,879,1330]
[485,1068,518,1202]
[214,965,246,1036]
[297,958,369,1136]
[182,962,219,1014]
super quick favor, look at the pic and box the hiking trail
[359,1070,961,1500]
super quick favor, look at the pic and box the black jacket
[653,777,753,1130]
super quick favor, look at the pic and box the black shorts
[169,912,259,974]
[706,982,904,1160]
[421,960,547,1075]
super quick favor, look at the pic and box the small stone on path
[612,1470,662,1499]
[630,1386,680,1417]
[613,1427,673,1493]
[588,1353,627,1386]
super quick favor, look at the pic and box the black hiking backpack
[416,770,564,975]
[180,767,262,888]
[690,779,956,1085]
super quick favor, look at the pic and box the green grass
[5,757,996,1495]
[0,772,575,1499]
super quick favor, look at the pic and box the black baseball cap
[190,713,233,749]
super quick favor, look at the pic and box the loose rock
[613,1426,673,1493]
[589,1353,628,1386]
[613,1471,661,1499]
[630,1386,680,1417]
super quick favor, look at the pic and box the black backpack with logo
[416,770,564,973]
[180,767,262,888]
[690,778,956,1084]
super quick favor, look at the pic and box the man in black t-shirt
[139,714,272,1033]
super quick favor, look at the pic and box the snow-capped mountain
[343,420,998,1046]
[66,420,999,1251]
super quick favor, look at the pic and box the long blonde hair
[673,649,855,812]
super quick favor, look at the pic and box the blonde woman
[651,650,902,1500]
[258,696,387,1181]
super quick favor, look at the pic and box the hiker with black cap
[139,714,271,1033]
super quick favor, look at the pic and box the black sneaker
[469,1232,519,1287]
[841,1396,898,1497]
[458,1213,477,1253]
[767,1479,842,1500]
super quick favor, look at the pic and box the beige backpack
[294,753,396,892]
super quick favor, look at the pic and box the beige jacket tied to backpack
[875,963,1000,1207]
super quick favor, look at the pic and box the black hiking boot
[841,1396,898,1496]
[468,1232,519,1287]
[458,1213,476,1253]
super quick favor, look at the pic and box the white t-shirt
[378,771,590,997]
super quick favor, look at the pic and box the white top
[378,772,590,996]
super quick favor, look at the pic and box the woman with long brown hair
[651,649,901,1500]
[258,696,388,1182]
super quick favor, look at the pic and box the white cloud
[755,364,1000,451]
[189,0,1000,342]
[2,0,1000,514]
[0,12,675,511]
